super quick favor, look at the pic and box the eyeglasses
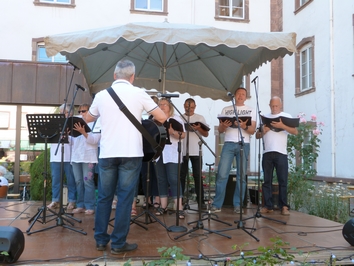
[78,110,87,113]
[159,104,169,107]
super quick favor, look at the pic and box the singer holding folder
[155,98,186,219]
[256,96,298,216]
[211,87,256,214]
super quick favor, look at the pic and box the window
[36,42,67,63]
[33,0,75,8]
[300,45,313,91]
[295,37,315,95]
[131,0,167,14]
[215,0,249,22]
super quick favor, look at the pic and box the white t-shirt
[89,79,158,158]
[181,113,208,156]
[221,105,256,143]
[262,112,292,155]
[0,176,9,186]
[71,122,100,163]
[50,141,72,163]
[160,115,185,164]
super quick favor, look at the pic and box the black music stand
[26,113,86,235]
[26,114,66,234]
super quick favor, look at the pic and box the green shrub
[30,150,52,200]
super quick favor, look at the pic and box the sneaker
[210,206,221,213]
[260,207,273,214]
[234,206,244,214]
[47,202,59,209]
[281,206,290,216]
[111,243,137,254]
[72,207,86,213]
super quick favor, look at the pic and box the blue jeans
[50,162,76,203]
[262,152,289,210]
[180,155,204,204]
[213,142,249,208]
[94,157,142,249]
[72,162,96,210]
[155,158,182,199]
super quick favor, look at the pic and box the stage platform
[1,200,354,265]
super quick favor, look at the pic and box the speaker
[343,219,354,245]
[0,226,25,264]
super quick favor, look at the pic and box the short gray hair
[114,59,135,80]
[0,165,7,176]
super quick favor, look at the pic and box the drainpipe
[329,0,336,177]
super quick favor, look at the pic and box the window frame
[215,0,249,23]
[295,37,315,96]
[294,0,313,14]
[32,38,67,63]
[130,0,168,15]
[33,0,75,8]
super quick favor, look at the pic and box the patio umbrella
[44,22,296,101]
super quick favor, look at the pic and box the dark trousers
[180,155,205,205]
[262,152,289,210]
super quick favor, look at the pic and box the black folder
[261,115,299,132]
[184,122,210,132]
[217,115,251,128]
[67,116,91,137]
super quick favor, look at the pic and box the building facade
[2,0,352,189]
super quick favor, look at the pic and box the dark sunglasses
[78,110,87,114]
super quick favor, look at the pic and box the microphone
[251,76,258,83]
[157,93,179,98]
[76,84,88,92]
[68,62,80,70]
[227,92,234,98]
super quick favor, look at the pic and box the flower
[311,114,317,121]
[313,129,321,136]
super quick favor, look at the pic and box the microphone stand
[182,102,198,212]
[216,92,259,242]
[171,101,231,240]
[242,78,286,225]
[49,85,87,235]
[164,98,187,233]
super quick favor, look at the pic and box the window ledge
[130,10,167,16]
[33,2,75,8]
[215,17,250,23]
[295,87,316,97]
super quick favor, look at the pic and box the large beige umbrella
[45,22,296,101]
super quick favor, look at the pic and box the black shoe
[96,244,107,251]
[111,243,138,254]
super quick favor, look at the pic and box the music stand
[26,113,86,235]
[26,114,66,234]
